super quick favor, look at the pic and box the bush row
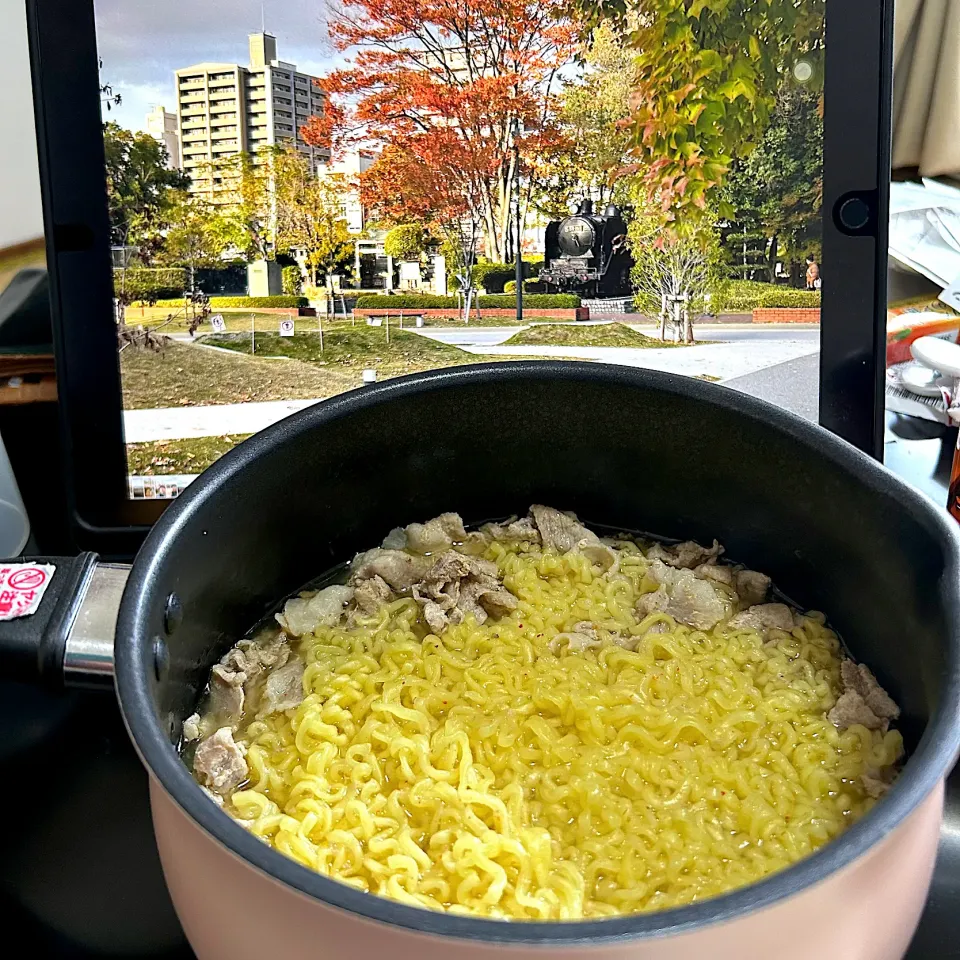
[714,281,821,312]
[471,259,543,293]
[113,268,185,302]
[355,293,580,310]
[145,295,309,308]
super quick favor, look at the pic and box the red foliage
[301,0,577,260]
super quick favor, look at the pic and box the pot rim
[115,361,960,944]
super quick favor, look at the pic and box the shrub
[504,279,545,294]
[282,266,303,296]
[471,260,542,293]
[355,293,580,310]
[713,280,820,312]
[384,224,428,261]
[114,267,185,302]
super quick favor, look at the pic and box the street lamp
[510,118,523,326]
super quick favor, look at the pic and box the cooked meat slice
[637,561,728,630]
[220,629,289,681]
[381,527,407,550]
[182,713,201,742]
[404,512,469,554]
[646,540,723,569]
[636,587,669,618]
[193,727,248,796]
[735,570,772,607]
[530,504,599,553]
[578,540,619,573]
[351,549,432,592]
[828,691,888,732]
[353,574,393,615]
[550,621,607,654]
[207,664,245,729]
[481,516,541,544]
[413,550,517,633]
[728,603,796,633]
[825,659,901,736]
[260,658,305,716]
[861,769,895,799]
[695,563,734,586]
[277,584,354,637]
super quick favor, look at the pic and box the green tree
[384,224,428,261]
[156,190,239,290]
[271,148,356,290]
[570,0,824,216]
[203,151,274,262]
[629,196,722,342]
[559,25,633,203]
[720,89,823,284]
[103,122,188,254]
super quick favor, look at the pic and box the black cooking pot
[4,361,960,960]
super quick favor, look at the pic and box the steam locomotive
[540,199,634,299]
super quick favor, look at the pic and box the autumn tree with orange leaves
[302,0,577,263]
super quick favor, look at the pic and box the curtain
[893,0,960,177]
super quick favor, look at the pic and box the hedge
[145,295,308,308]
[114,268,185,302]
[355,293,580,310]
[472,260,542,293]
[714,281,821,312]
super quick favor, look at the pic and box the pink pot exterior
[150,778,943,960]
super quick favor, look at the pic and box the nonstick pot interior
[115,361,960,943]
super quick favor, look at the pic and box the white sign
[279,319,295,337]
[209,314,226,333]
[0,563,56,620]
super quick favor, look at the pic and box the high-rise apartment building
[145,105,181,169]
[175,33,328,199]
[317,149,378,234]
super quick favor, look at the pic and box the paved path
[454,341,818,380]
[416,323,819,348]
[124,398,319,443]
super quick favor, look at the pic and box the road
[416,323,820,347]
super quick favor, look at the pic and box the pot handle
[0,554,128,688]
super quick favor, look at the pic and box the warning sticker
[0,563,56,620]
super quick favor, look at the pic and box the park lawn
[127,306,304,333]
[120,340,358,409]
[126,434,253,475]
[200,326,472,376]
[503,322,690,348]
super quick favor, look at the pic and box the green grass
[200,326,471,375]
[126,434,253,475]
[120,340,357,409]
[503,322,690,348]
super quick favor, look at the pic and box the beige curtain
[893,0,960,177]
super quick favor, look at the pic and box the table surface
[1,411,958,959]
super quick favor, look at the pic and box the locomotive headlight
[568,199,581,215]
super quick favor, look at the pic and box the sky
[93,0,340,132]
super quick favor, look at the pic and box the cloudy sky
[94,0,340,132]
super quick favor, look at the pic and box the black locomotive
[541,199,634,299]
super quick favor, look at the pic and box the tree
[102,122,188,254]
[720,88,823,284]
[629,200,721,342]
[201,151,274,262]
[156,190,239,285]
[541,25,633,211]
[571,0,824,217]
[384,224,428,261]
[272,148,356,289]
[360,144,484,321]
[303,0,577,262]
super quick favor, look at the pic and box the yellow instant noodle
[228,539,903,919]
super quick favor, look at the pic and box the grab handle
[0,554,127,687]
